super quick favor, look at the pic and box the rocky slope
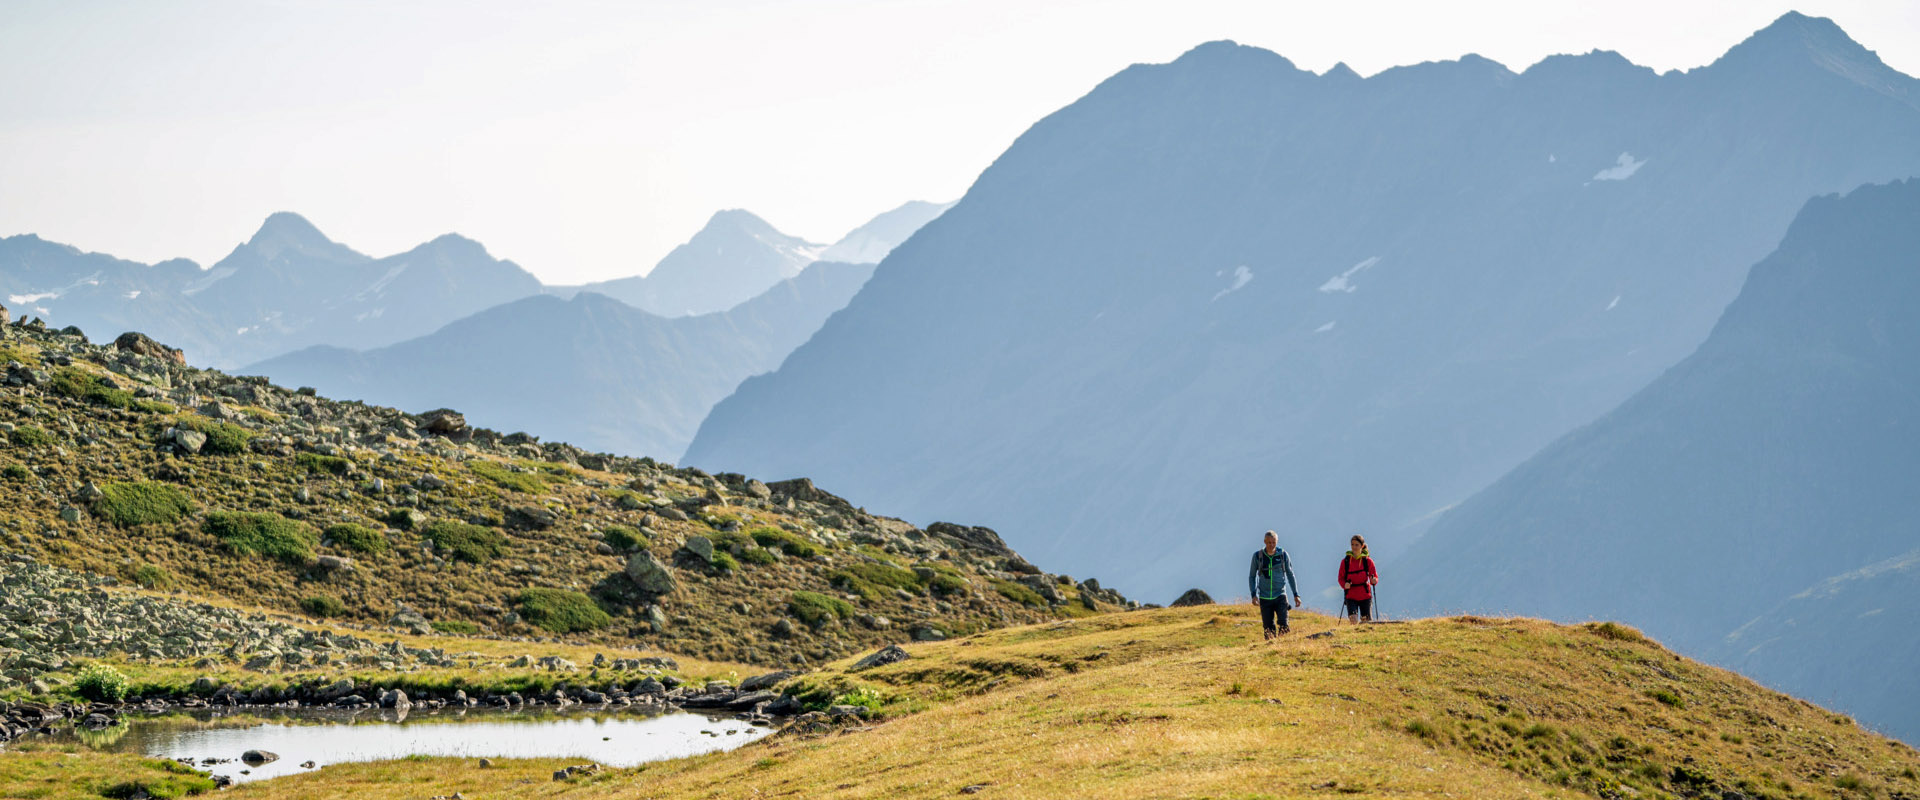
[0,318,1132,673]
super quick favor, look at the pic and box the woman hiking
[1248,530,1301,640]
[1337,534,1378,623]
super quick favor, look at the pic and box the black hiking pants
[1259,597,1289,635]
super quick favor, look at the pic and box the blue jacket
[1249,547,1297,600]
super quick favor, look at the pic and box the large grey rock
[1170,588,1214,607]
[851,644,910,671]
[682,535,715,563]
[625,551,677,594]
[739,670,797,692]
[170,427,207,453]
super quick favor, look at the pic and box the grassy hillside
[131,605,1919,799]
[0,321,1131,671]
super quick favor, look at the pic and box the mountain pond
[36,705,773,784]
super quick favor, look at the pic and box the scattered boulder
[112,331,185,364]
[241,750,279,765]
[420,409,467,436]
[682,535,715,564]
[625,551,678,594]
[851,644,910,671]
[1170,589,1214,607]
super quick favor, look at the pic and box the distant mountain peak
[243,211,365,263]
[1712,11,1906,90]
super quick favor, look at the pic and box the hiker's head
[1349,534,1367,555]
[1263,530,1277,550]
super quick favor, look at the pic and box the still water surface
[65,706,771,784]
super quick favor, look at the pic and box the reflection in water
[58,707,770,785]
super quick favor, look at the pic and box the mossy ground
[8,607,1909,800]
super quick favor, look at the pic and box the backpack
[1342,554,1372,587]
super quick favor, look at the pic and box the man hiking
[1248,530,1301,639]
[1338,534,1379,623]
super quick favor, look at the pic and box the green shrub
[48,367,134,408]
[471,460,545,493]
[2,463,31,481]
[173,416,254,455]
[750,526,821,558]
[99,760,216,799]
[992,579,1047,607]
[134,400,176,414]
[602,525,647,551]
[788,590,854,627]
[8,424,55,448]
[295,452,353,476]
[75,663,131,702]
[0,345,38,366]
[96,481,195,527]
[203,511,315,564]
[301,595,346,617]
[709,552,739,572]
[929,573,969,596]
[833,685,886,713]
[518,588,612,633]
[130,563,172,590]
[832,562,923,601]
[738,546,778,566]
[431,620,480,635]
[1405,720,1437,739]
[424,520,507,564]
[324,522,388,554]
[383,508,422,530]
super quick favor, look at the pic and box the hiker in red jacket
[1337,534,1378,623]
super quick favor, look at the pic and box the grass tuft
[471,460,545,493]
[519,588,613,633]
[324,522,388,554]
[95,481,195,527]
[788,590,855,627]
[203,511,315,564]
[424,520,507,564]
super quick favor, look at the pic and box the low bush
[833,685,886,713]
[737,546,778,566]
[835,562,923,600]
[519,588,612,633]
[929,573,969,596]
[48,367,135,409]
[173,416,254,455]
[750,526,821,558]
[203,511,315,564]
[130,563,173,590]
[301,595,346,617]
[471,460,545,493]
[424,520,507,564]
[96,481,195,527]
[709,552,739,572]
[602,525,647,551]
[788,590,855,627]
[2,463,31,481]
[1585,621,1647,644]
[75,663,131,702]
[295,452,353,476]
[993,579,1047,608]
[431,620,480,635]
[8,424,55,448]
[383,508,422,530]
[324,522,388,554]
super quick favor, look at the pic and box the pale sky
[3,1,1917,284]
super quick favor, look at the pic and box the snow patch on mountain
[1212,266,1253,301]
[1592,152,1646,181]
[1318,257,1380,293]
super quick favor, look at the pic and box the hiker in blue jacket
[1248,530,1301,639]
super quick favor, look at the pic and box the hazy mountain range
[1399,179,1920,740]
[685,13,1920,623]
[1,201,942,370]
[247,261,877,460]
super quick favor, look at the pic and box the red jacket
[1339,555,1377,601]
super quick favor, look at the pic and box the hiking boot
[1263,629,1275,642]
[1279,625,1291,635]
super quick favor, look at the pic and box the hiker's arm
[1282,554,1298,599]
[1247,553,1257,601]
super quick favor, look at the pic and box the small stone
[478,758,493,768]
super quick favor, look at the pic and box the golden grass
[105,606,1909,800]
